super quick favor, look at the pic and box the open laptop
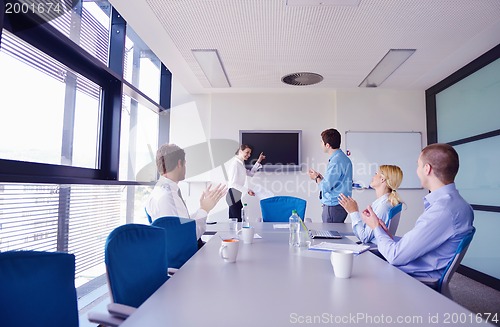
[309,229,342,239]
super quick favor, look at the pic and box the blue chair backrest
[438,227,476,292]
[145,208,153,224]
[387,202,403,235]
[0,251,79,327]
[152,216,199,269]
[105,224,169,308]
[260,196,307,222]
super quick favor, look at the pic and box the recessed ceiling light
[359,49,416,87]
[192,49,231,88]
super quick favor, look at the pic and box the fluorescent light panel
[286,0,360,6]
[192,49,230,88]
[359,49,416,87]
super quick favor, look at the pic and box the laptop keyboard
[309,230,342,239]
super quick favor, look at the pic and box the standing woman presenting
[226,144,265,221]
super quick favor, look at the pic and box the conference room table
[120,222,486,326]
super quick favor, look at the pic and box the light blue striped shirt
[374,183,474,279]
[319,149,353,206]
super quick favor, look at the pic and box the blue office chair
[151,216,198,269]
[0,251,79,327]
[260,196,307,222]
[105,224,169,308]
[145,208,153,224]
[417,227,476,299]
[387,202,403,236]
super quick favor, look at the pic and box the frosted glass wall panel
[461,211,500,280]
[436,58,500,143]
[454,135,500,206]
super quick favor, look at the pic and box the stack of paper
[309,242,370,254]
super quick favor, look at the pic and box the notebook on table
[309,229,342,239]
[309,242,370,254]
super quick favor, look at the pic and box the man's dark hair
[420,143,459,184]
[321,129,341,149]
[156,144,185,175]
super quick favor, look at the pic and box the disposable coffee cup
[330,250,354,278]
[219,239,240,263]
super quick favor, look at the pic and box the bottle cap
[292,209,297,214]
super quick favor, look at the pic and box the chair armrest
[88,311,125,327]
[415,277,439,289]
[168,267,179,276]
[107,303,137,319]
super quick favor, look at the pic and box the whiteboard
[345,131,423,189]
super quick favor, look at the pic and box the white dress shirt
[145,176,207,239]
[349,193,392,244]
[227,156,262,193]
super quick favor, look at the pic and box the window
[436,58,500,143]
[49,0,111,66]
[0,1,170,299]
[124,26,161,103]
[0,30,101,169]
[119,95,159,182]
[426,44,500,288]
[0,182,150,286]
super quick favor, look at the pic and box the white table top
[120,222,485,327]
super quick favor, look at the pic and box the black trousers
[226,188,243,222]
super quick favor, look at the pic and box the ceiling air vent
[281,72,323,86]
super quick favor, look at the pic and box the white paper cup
[238,226,255,244]
[219,239,240,263]
[330,250,354,278]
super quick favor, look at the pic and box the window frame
[0,2,171,185]
[425,43,500,291]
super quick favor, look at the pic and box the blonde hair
[379,165,403,206]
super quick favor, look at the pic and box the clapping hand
[361,206,392,238]
[361,205,381,230]
[338,193,358,214]
[200,183,227,213]
[308,168,320,180]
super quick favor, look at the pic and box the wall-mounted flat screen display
[239,130,302,171]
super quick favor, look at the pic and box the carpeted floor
[449,273,500,326]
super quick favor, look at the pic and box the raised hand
[361,205,380,230]
[257,152,266,163]
[308,168,320,180]
[338,193,359,213]
[200,183,227,213]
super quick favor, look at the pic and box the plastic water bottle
[289,209,300,247]
[241,203,249,227]
[299,219,311,248]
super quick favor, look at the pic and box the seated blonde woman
[339,165,403,244]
